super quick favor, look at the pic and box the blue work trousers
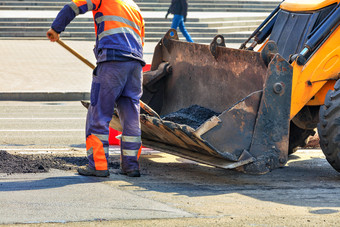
[86,60,143,172]
[171,14,194,43]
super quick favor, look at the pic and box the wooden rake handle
[57,39,96,70]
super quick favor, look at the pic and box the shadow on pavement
[121,153,340,208]
[0,175,106,192]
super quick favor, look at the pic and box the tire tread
[318,85,340,172]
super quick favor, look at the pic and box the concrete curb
[0,92,90,101]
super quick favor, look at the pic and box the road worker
[46,0,145,177]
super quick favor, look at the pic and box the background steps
[0,0,280,43]
[0,0,280,12]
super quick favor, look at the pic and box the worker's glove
[184,17,187,22]
[165,12,169,19]
[46,28,60,42]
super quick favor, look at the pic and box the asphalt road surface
[0,101,86,150]
[1,101,340,226]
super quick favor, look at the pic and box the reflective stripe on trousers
[120,134,142,172]
[85,60,143,171]
[86,134,109,170]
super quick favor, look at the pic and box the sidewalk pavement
[0,39,158,101]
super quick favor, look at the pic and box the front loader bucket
[110,30,293,174]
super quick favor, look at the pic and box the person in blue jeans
[165,0,194,42]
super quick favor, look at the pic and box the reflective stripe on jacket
[51,0,145,60]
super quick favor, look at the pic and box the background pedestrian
[165,0,194,42]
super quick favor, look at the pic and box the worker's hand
[46,28,60,42]
[165,12,169,19]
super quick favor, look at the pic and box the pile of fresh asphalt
[0,150,120,174]
[162,105,220,129]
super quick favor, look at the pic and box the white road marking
[0,147,122,154]
[0,147,156,154]
[0,118,85,120]
[0,129,83,132]
[1,148,71,151]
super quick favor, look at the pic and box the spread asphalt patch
[0,150,120,174]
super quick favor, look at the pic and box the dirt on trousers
[0,150,120,174]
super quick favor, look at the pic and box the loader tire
[317,80,340,172]
[288,122,315,155]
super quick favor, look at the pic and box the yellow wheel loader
[109,0,340,174]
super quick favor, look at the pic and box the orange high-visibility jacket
[52,0,145,60]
